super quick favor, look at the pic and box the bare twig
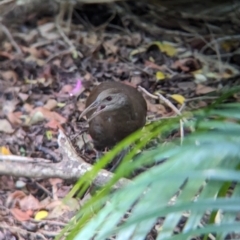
[0,23,22,54]
[138,86,189,142]
[200,35,240,54]
[138,86,182,116]
[0,155,51,163]
[45,49,73,63]
[55,2,82,57]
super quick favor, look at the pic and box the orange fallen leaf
[45,119,61,130]
[10,208,33,221]
[6,190,26,208]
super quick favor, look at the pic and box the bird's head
[79,88,128,122]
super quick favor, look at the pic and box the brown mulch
[0,1,240,239]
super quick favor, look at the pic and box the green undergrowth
[56,86,240,240]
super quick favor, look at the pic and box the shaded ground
[0,1,240,239]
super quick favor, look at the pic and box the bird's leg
[109,147,130,172]
[96,151,103,160]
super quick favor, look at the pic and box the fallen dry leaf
[144,60,166,71]
[0,176,15,190]
[196,84,216,95]
[44,200,63,211]
[44,99,58,110]
[146,100,167,114]
[2,99,19,115]
[0,51,13,60]
[0,146,12,155]
[44,119,61,130]
[156,71,166,81]
[149,41,177,57]
[172,58,201,72]
[19,195,40,211]
[103,40,119,55]
[0,119,14,133]
[29,107,67,125]
[6,190,26,208]
[170,94,185,105]
[0,70,18,82]
[59,84,73,94]
[35,210,48,220]
[18,93,29,102]
[7,112,22,125]
[47,203,70,219]
[22,46,42,58]
[23,103,34,113]
[130,75,142,87]
[10,208,33,221]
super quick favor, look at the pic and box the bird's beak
[79,100,105,122]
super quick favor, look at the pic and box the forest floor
[0,1,240,239]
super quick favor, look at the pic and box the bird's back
[86,81,147,149]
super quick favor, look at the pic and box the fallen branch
[0,127,130,189]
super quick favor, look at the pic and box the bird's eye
[106,96,112,101]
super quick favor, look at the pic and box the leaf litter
[0,0,240,239]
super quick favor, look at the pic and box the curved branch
[0,127,130,189]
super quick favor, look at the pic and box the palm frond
[59,95,240,240]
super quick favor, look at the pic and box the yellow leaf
[149,56,155,62]
[35,210,48,220]
[151,41,177,57]
[0,146,11,155]
[46,131,53,140]
[156,71,166,80]
[170,94,185,104]
[221,40,238,52]
[129,47,146,56]
[57,102,66,108]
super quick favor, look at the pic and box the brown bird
[79,81,147,150]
